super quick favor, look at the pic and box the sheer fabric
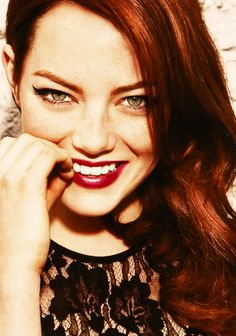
[40,241,204,336]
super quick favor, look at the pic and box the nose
[71,105,116,156]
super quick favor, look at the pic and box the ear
[2,44,20,106]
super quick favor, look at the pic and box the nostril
[71,126,115,155]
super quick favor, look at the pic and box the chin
[59,186,122,218]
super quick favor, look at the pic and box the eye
[126,96,146,107]
[122,95,148,112]
[51,91,68,102]
[33,87,73,105]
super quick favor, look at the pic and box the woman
[0,0,236,335]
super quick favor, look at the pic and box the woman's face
[11,2,156,219]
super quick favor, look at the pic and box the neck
[49,200,130,256]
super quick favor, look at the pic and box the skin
[0,3,156,334]
[3,2,156,255]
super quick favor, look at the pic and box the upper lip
[72,159,127,167]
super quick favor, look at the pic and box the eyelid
[121,95,148,108]
[33,87,69,96]
[33,86,75,105]
[123,95,147,105]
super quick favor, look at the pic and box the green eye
[127,96,144,107]
[51,92,67,102]
[33,86,73,106]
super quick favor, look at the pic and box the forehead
[35,2,123,48]
[23,2,141,83]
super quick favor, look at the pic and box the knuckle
[0,174,33,199]
[0,173,17,189]
[32,140,46,151]
[29,139,52,156]
[0,171,29,190]
[32,142,55,163]
[40,143,53,155]
[0,136,14,145]
[19,133,38,146]
[19,133,32,141]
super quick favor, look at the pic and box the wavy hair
[5,0,236,334]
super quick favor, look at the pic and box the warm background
[0,0,235,206]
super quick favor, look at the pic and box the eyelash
[33,87,73,105]
[33,87,148,111]
[122,96,148,112]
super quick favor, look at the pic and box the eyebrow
[33,70,83,93]
[33,70,148,95]
[111,81,147,96]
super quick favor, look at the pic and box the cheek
[19,88,76,142]
[118,119,154,156]
[21,108,74,143]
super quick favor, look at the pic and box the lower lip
[73,163,127,189]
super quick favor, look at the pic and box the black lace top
[40,241,205,336]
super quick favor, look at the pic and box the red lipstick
[72,159,127,189]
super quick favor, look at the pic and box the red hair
[5,0,236,334]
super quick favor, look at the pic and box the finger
[26,144,73,185]
[0,137,16,161]
[3,140,73,188]
[47,174,72,209]
[0,134,39,176]
[0,133,66,175]
[28,147,73,207]
[54,161,74,180]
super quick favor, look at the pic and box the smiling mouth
[72,160,127,188]
[73,162,117,177]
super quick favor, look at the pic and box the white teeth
[80,165,91,175]
[73,163,81,173]
[101,165,109,175]
[109,163,116,172]
[91,166,102,176]
[73,163,117,176]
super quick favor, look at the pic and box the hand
[0,133,73,274]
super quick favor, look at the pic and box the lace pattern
[40,241,204,335]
